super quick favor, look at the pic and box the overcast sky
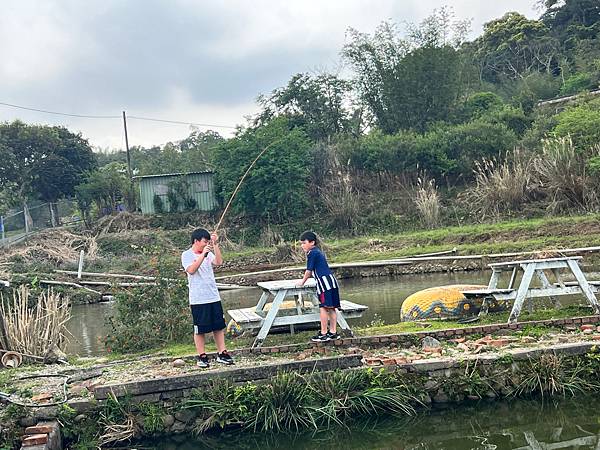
[0,0,539,150]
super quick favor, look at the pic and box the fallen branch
[39,279,102,295]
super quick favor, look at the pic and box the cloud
[0,0,539,148]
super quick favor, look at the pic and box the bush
[559,73,596,96]
[104,261,190,353]
[553,99,600,151]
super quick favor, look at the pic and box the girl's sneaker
[216,350,234,365]
[311,332,330,342]
[196,353,210,368]
[326,332,341,340]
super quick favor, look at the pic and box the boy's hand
[210,232,219,243]
[204,244,213,255]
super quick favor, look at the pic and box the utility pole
[122,111,135,211]
[122,111,132,180]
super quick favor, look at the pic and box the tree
[0,121,96,227]
[75,163,130,223]
[256,73,358,141]
[342,10,469,133]
[212,118,312,223]
[474,12,561,83]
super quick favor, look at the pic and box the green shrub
[104,261,190,353]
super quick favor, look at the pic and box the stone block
[22,434,48,447]
[24,425,54,435]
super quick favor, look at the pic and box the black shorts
[191,302,226,334]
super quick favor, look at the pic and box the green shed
[135,171,218,214]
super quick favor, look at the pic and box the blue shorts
[319,288,341,309]
[191,302,226,334]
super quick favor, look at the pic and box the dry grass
[0,286,71,358]
[95,212,151,235]
[535,137,600,212]
[463,148,536,219]
[414,176,440,229]
[0,228,98,266]
[321,175,360,234]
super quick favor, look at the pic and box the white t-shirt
[181,248,221,305]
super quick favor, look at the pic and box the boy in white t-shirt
[181,228,233,368]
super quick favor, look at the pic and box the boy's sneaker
[326,332,341,340]
[196,353,210,368]
[216,350,234,365]
[311,332,330,342]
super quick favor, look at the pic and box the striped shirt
[306,247,338,294]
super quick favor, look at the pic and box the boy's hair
[191,228,211,244]
[299,231,319,246]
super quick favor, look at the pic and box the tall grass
[510,354,598,399]
[0,286,70,358]
[464,148,536,219]
[534,137,600,212]
[186,369,419,434]
[414,176,440,229]
[321,175,360,234]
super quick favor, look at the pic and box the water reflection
[138,396,600,449]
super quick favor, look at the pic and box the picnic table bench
[462,256,600,323]
[227,279,368,348]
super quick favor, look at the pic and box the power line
[0,101,120,119]
[128,115,236,129]
[0,101,238,129]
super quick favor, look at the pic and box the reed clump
[0,286,71,358]
[414,176,440,229]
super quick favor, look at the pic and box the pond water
[136,395,600,449]
[65,269,598,357]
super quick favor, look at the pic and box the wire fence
[0,199,81,248]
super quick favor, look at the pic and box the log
[39,279,102,295]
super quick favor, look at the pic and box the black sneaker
[311,332,330,342]
[326,332,341,340]
[216,350,234,365]
[196,353,210,368]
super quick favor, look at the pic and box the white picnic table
[227,279,368,348]
[462,256,600,323]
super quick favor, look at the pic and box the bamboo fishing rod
[214,138,284,233]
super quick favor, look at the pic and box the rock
[74,414,87,423]
[174,409,196,423]
[162,414,176,428]
[19,417,37,427]
[44,345,67,363]
[381,357,395,366]
[457,343,470,352]
[583,328,594,335]
[172,359,185,368]
[171,420,187,433]
[520,336,537,343]
[450,337,466,344]
[424,380,439,391]
[581,324,595,331]
[421,337,441,349]
[31,393,53,403]
[467,395,480,401]
[433,392,449,403]
[557,336,569,343]
[69,385,88,397]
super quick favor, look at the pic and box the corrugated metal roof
[132,170,213,180]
